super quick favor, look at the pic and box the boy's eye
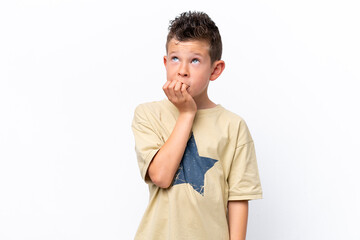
[192,59,200,64]
[171,57,179,62]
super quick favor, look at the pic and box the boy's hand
[163,80,197,114]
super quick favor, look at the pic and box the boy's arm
[147,112,195,188]
[228,200,249,240]
[147,80,197,188]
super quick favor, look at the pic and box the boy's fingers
[162,81,171,95]
[181,83,187,92]
[174,81,183,99]
[162,80,171,90]
[180,83,188,97]
[174,81,182,91]
[169,80,177,89]
[181,83,190,97]
[167,80,177,99]
[163,87,170,99]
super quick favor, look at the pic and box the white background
[1,0,359,239]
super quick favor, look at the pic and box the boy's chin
[187,90,195,97]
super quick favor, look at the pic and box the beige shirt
[131,98,262,240]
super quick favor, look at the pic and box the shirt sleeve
[227,120,263,201]
[131,104,163,184]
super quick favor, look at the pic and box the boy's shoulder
[135,99,166,110]
[216,105,254,145]
[218,104,246,122]
[133,99,172,117]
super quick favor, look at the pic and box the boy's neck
[193,93,217,110]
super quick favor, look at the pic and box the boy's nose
[178,63,189,77]
[178,72,188,77]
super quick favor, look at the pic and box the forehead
[167,38,210,56]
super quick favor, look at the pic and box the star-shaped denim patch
[172,132,218,196]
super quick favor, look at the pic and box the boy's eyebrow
[168,50,178,55]
[168,51,205,57]
[192,53,205,57]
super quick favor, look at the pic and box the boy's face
[164,38,216,99]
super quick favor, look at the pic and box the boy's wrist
[178,111,196,119]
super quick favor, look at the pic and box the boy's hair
[166,11,222,64]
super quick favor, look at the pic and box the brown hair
[166,11,222,64]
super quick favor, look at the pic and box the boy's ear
[163,56,167,67]
[209,60,225,81]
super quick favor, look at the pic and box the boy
[131,11,262,240]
